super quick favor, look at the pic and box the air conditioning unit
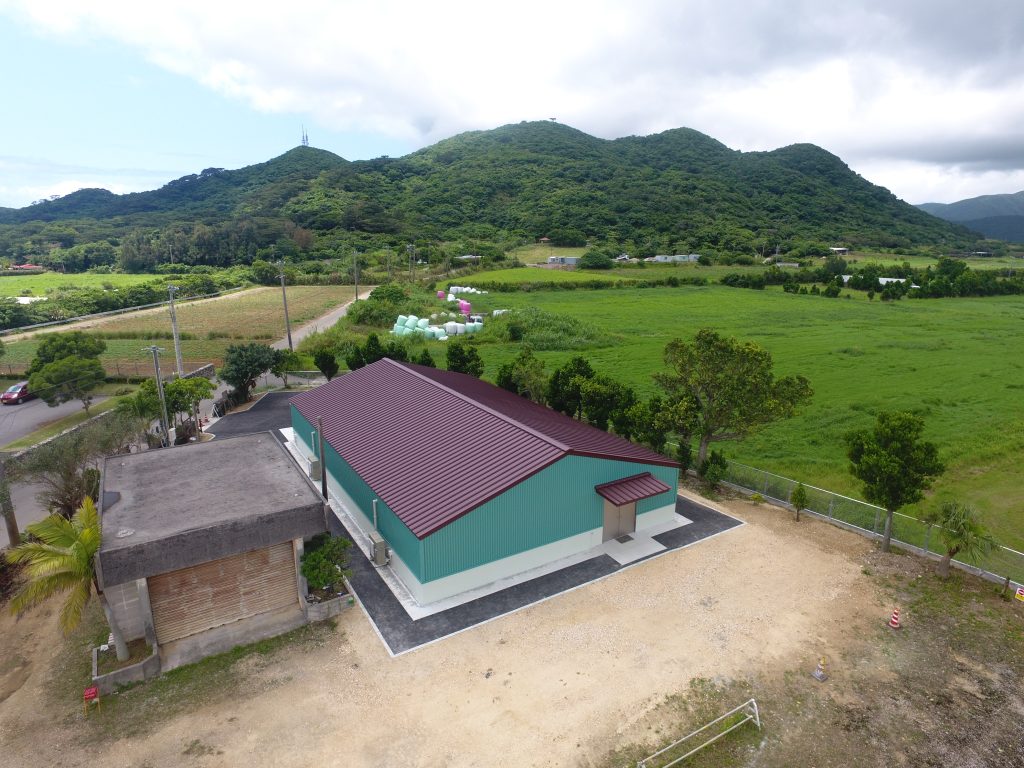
[368,529,390,566]
[309,458,322,481]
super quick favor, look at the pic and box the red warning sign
[1016,587,1024,602]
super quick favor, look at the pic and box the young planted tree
[219,343,279,401]
[271,349,302,388]
[414,349,436,368]
[314,350,340,381]
[790,482,809,522]
[6,498,129,660]
[845,411,944,552]
[445,340,484,378]
[579,375,636,434]
[546,356,595,419]
[655,329,813,468]
[495,346,547,403]
[164,377,215,439]
[933,501,997,579]
[625,396,679,455]
[28,355,107,414]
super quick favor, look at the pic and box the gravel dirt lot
[1,496,1020,768]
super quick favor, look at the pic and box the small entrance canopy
[595,472,671,506]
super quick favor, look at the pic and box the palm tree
[934,501,998,580]
[6,498,129,660]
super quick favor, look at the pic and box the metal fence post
[873,510,880,534]
[827,497,835,519]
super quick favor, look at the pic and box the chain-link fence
[722,460,1024,588]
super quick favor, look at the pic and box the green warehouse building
[290,358,680,605]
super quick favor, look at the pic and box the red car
[1,382,35,405]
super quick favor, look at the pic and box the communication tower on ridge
[301,126,309,147]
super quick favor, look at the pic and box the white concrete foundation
[283,430,689,619]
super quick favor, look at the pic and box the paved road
[0,395,108,447]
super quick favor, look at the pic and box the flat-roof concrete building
[98,433,326,672]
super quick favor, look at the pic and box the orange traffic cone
[887,607,901,629]
[811,657,829,682]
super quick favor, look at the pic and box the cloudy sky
[1,1,1022,209]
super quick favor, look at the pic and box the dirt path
[271,287,373,350]
[0,499,885,768]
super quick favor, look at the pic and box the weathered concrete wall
[158,605,306,672]
[103,581,146,642]
[91,647,161,695]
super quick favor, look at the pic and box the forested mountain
[918,191,1024,242]
[0,121,975,270]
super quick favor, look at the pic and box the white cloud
[2,0,1023,203]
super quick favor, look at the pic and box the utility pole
[353,248,360,301]
[277,260,293,351]
[407,243,414,281]
[167,284,184,378]
[144,346,172,448]
[384,247,393,282]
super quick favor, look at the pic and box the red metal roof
[290,359,677,539]
[595,472,672,506]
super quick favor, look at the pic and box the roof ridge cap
[388,359,571,453]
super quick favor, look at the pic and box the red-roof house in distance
[290,359,679,605]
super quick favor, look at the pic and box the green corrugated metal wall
[292,407,678,586]
[291,407,423,575]
[420,456,677,582]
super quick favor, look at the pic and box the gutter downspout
[316,416,328,499]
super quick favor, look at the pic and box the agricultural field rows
[1,286,354,374]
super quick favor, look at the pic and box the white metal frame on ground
[637,698,761,768]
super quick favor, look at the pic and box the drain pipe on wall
[316,416,328,499]
[372,499,378,531]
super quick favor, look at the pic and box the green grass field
[441,285,1024,548]
[0,272,163,297]
[463,263,769,285]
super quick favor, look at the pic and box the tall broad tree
[26,331,106,376]
[546,356,595,419]
[845,411,945,552]
[219,343,279,401]
[28,355,106,414]
[6,498,129,661]
[655,329,813,467]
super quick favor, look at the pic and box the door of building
[602,500,638,542]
